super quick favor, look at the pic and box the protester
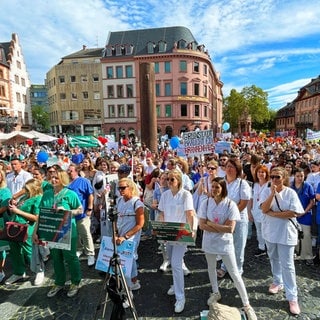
[260,166,304,315]
[34,170,83,298]
[158,169,195,313]
[198,177,257,320]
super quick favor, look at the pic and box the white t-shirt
[158,188,194,223]
[6,169,33,195]
[198,197,240,255]
[251,182,269,223]
[260,187,304,245]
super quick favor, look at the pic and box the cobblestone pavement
[0,231,320,320]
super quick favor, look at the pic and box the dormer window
[158,40,167,53]
[178,39,187,49]
[147,42,155,54]
[105,46,113,57]
[115,44,123,56]
[125,44,134,55]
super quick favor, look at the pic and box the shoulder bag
[0,221,29,242]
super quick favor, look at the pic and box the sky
[1,0,320,110]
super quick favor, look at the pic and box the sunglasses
[48,170,56,173]
[270,175,281,180]
[198,165,205,168]
[167,178,175,182]
[207,167,217,170]
[118,186,129,191]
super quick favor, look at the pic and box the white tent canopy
[0,130,58,144]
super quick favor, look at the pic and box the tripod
[94,194,138,320]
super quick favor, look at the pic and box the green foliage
[32,105,50,132]
[223,85,272,133]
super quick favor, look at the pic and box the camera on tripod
[107,195,118,222]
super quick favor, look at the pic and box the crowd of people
[0,136,320,318]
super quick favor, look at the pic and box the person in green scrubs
[5,178,42,284]
[34,170,83,298]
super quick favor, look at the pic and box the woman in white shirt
[158,169,195,314]
[198,177,257,320]
[260,167,304,316]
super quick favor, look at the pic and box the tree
[223,85,270,132]
[32,105,50,132]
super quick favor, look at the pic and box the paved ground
[0,230,320,320]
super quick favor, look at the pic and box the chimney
[82,45,87,50]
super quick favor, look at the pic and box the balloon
[26,139,33,146]
[57,138,64,145]
[98,136,108,144]
[37,151,49,163]
[170,136,179,149]
[222,122,230,131]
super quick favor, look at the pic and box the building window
[109,105,115,117]
[94,92,100,99]
[15,75,19,84]
[158,41,167,53]
[204,64,208,75]
[125,65,133,78]
[155,83,160,97]
[180,60,187,72]
[194,83,200,96]
[118,104,125,117]
[93,74,99,82]
[154,62,159,73]
[156,104,161,117]
[125,44,134,55]
[116,66,123,78]
[107,67,113,79]
[181,104,187,116]
[23,94,27,104]
[0,70,3,78]
[16,92,21,102]
[117,85,124,98]
[107,85,114,98]
[59,76,65,83]
[165,83,171,96]
[115,45,122,56]
[147,42,155,54]
[60,93,66,100]
[193,62,199,72]
[71,93,77,100]
[128,104,134,117]
[204,85,207,97]
[81,75,87,82]
[180,82,187,95]
[165,104,172,117]
[126,84,133,98]
[194,105,200,117]
[83,91,89,99]
[178,39,187,49]
[17,61,21,69]
[105,46,113,57]
[204,105,208,117]
[164,61,171,73]
[70,76,76,82]
[21,78,26,86]
[0,85,5,97]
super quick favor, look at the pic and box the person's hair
[250,154,262,165]
[119,177,139,197]
[270,166,289,186]
[57,171,70,187]
[82,157,95,171]
[253,164,270,183]
[226,158,242,178]
[177,158,189,174]
[25,178,43,197]
[33,167,46,176]
[0,170,7,188]
[167,158,176,167]
[167,169,182,190]
[211,177,228,198]
[109,161,120,170]
[207,159,218,169]
[294,167,305,176]
[150,168,161,178]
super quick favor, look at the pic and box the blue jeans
[265,240,298,301]
[221,220,248,275]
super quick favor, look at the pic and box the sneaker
[87,255,95,267]
[5,273,26,285]
[167,285,175,296]
[47,285,63,298]
[244,305,257,320]
[67,284,80,297]
[289,300,301,315]
[34,271,45,286]
[182,262,191,276]
[159,260,170,272]
[122,290,133,308]
[254,249,266,257]
[131,280,141,291]
[0,271,5,282]
[268,283,284,294]
[174,299,185,313]
[76,251,82,258]
[207,292,221,306]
